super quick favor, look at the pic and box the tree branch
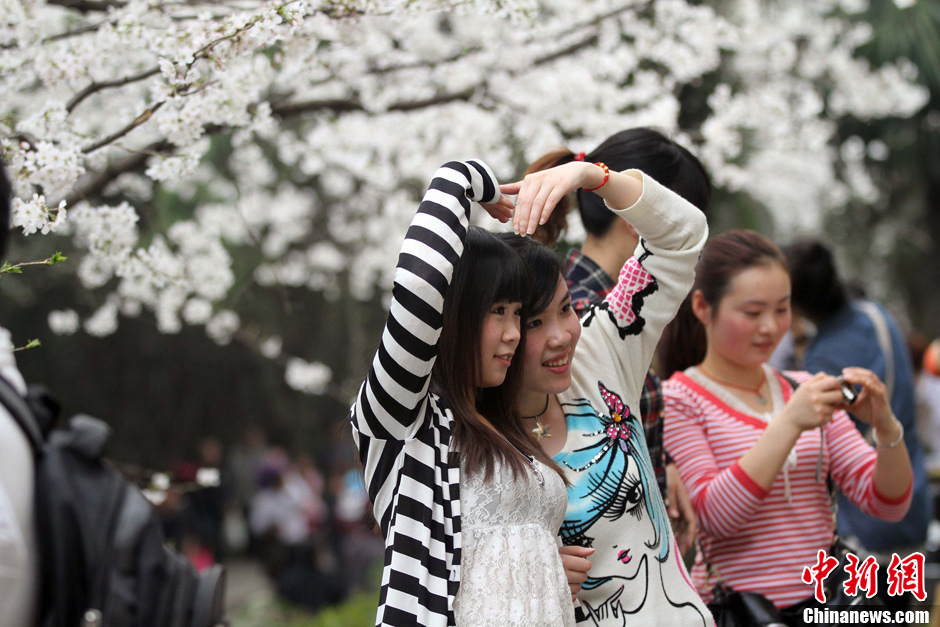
[66,11,266,116]
[1,253,67,275]
[7,132,38,151]
[270,87,477,118]
[46,0,125,13]
[45,21,105,43]
[270,97,366,117]
[67,84,479,205]
[388,87,476,112]
[521,2,642,46]
[11,339,41,352]
[81,102,165,154]
[369,47,483,75]
[64,139,172,206]
[189,13,264,59]
[67,67,161,113]
[534,34,600,66]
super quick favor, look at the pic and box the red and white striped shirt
[663,367,912,609]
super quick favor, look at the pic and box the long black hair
[432,227,557,481]
[492,232,571,484]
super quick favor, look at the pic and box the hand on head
[501,162,602,235]
[479,194,516,223]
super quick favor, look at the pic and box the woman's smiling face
[520,273,582,396]
[476,300,523,388]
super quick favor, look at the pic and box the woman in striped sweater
[659,230,913,623]
[350,160,582,626]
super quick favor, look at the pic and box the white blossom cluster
[0,0,930,394]
[47,309,79,336]
[285,357,332,395]
[10,193,67,236]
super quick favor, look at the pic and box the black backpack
[0,376,227,627]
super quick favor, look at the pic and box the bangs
[493,232,566,316]
[491,239,530,306]
[463,227,530,309]
[510,237,565,317]
[526,244,565,317]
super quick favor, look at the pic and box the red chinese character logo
[801,549,839,603]
[886,552,927,602]
[842,552,879,599]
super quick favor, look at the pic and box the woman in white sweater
[498,160,711,626]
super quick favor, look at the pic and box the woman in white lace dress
[350,160,589,626]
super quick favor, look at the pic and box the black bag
[0,376,227,627]
[708,583,786,627]
[699,532,786,627]
[820,537,888,607]
[707,581,787,627]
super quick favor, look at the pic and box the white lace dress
[453,456,575,626]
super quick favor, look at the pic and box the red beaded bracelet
[583,162,610,192]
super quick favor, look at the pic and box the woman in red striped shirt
[658,230,913,623]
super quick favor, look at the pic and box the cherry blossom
[0,0,929,394]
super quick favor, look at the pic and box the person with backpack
[0,163,226,627]
[0,165,39,627]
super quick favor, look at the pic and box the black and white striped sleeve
[351,160,501,443]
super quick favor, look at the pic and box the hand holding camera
[837,368,902,445]
[835,375,857,405]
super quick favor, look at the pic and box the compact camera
[836,375,857,405]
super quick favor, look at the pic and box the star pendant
[531,419,551,440]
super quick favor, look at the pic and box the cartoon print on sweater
[581,243,658,340]
[558,382,708,625]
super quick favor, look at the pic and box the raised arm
[350,160,504,442]
[503,164,707,405]
[593,170,707,396]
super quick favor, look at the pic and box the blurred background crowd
[152,425,384,617]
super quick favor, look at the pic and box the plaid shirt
[565,249,669,500]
